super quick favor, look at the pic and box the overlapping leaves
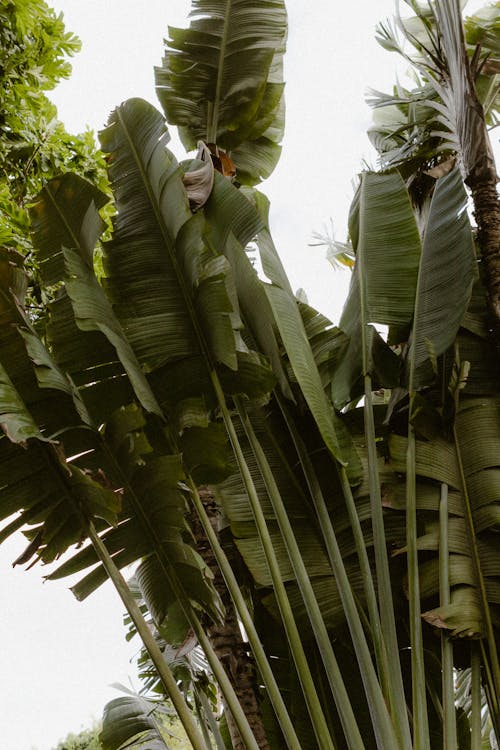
[155,0,287,184]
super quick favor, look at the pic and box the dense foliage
[52,725,101,750]
[0,0,109,258]
[1,2,499,750]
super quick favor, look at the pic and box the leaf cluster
[0,0,110,260]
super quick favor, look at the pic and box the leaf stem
[86,521,207,750]
[210,372,336,750]
[188,478,303,750]
[363,379,413,748]
[276,393,401,750]
[207,0,232,142]
[406,421,431,749]
[235,397,365,750]
[439,482,457,750]
[471,645,482,750]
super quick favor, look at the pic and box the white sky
[1,1,496,749]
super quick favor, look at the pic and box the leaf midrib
[208,0,233,142]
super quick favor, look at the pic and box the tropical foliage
[52,724,101,750]
[368,0,500,336]
[1,1,499,750]
[0,0,109,260]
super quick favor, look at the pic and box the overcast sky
[1,1,496,749]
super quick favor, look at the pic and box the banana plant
[155,0,287,184]
[2,1,500,749]
[336,162,500,747]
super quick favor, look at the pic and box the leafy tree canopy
[51,724,101,750]
[0,0,109,256]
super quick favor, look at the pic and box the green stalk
[194,699,216,750]
[235,397,365,750]
[207,0,232,141]
[276,394,401,750]
[196,686,227,750]
[439,483,457,750]
[406,420,431,750]
[471,645,482,750]
[86,522,207,750]
[363,380,413,748]
[357,197,412,746]
[97,440,261,750]
[210,373,336,750]
[188,479,303,750]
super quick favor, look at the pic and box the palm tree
[369,0,500,338]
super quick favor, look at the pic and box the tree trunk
[445,9,500,344]
[192,488,271,750]
[467,164,500,342]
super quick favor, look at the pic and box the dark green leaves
[155,0,287,184]
[409,166,477,389]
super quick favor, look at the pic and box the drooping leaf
[409,166,477,389]
[387,396,500,638]
[29,172,108,286]
[100,692,170,750]
[0,362,45,445]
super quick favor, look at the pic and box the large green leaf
[0,245,123,561]
[387,396,500,639]
[29,172,108,286]
[204,176,292,397]
[48,404,222,625]
[409,165,477,389]
[352,170,422,327]
[155,0,287,184]
[332,171,419,407]
[100,691,171,750]
[3,191,223,622]
[240,193,361,478]
[336,167,475,399]
[29,175,144,422]
[100,99,261,384]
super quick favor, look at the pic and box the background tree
[368,0,500,336]
[51,725,101,750]
[0,0,109,259]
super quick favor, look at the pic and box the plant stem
[211,373,336,750]
[406,421,431,750]
[363,379,413,749]
[235,397,365,750]
[188,479,303,750]
[471,645,482,750]
[439,483,457,750]
[196,687,227,750]
[276,393,401,750]
[86,522,207,750]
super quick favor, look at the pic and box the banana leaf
[155,0,287,184]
